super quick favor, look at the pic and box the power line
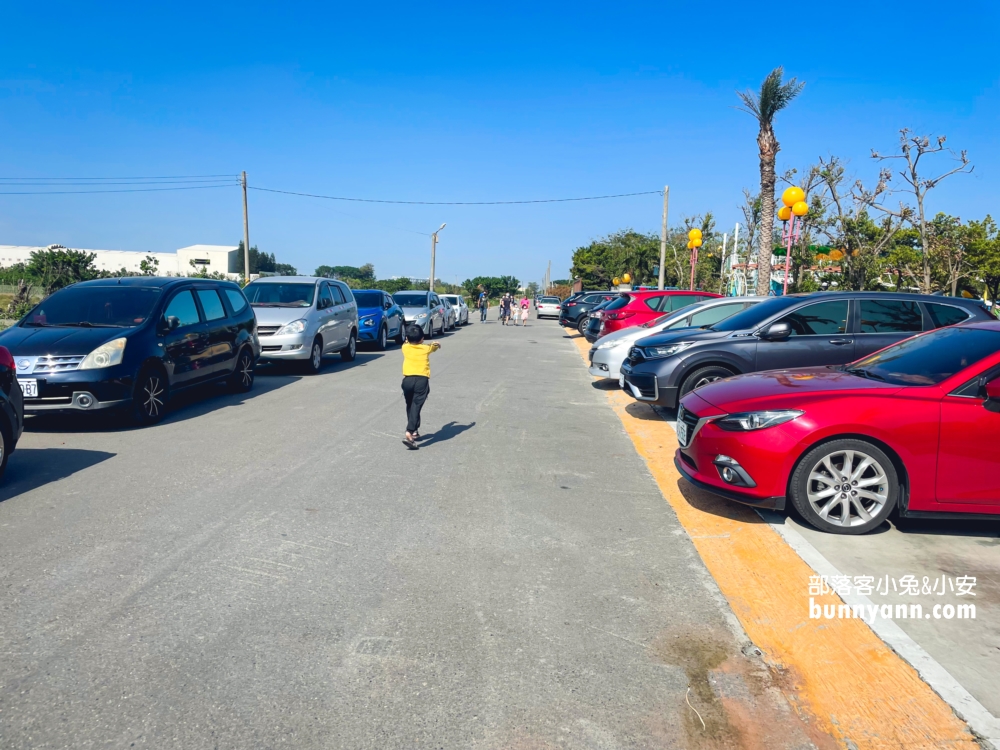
[0,174,237,181]
[0,179,238,186]
[0,184,238,195]
[248,185,662,205]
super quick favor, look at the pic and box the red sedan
[674,321,1000,534]
[599,290,720,336]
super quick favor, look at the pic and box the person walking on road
[479,291,489,322]
[519,296,530,326]
[400,324,440,449]
[500,294,512,326]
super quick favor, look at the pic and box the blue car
[353,289,406,349]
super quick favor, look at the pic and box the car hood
[599,323,700,347]
[0,325,132,355]
[691,366,904,412]
[357,306,383,317]
[400,305,430,315]
[634,327,730,349]
[252,306,314,325]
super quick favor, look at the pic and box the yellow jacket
[401,342,440,377]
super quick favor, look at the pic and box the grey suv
[621,292,994,408]
[245,277,359,373]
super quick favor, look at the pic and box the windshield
[23,286,162,328]
[244,282,316,308]
[394,292,430,307]
[441,295,460,304]
[710,296,801,331]
[846,327,1000,385]
[540,297,559,303]
[603,296,629,312]
[353,292,383,308]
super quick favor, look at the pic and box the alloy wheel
[143,375,164,417]
[239,352,253,387]
[379,326,387,348]
[693,374,724,389]
[312,344,322,370]
[806,449,889,528]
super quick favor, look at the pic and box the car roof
[782,291,986,305]
[957,320,1000,331]
[72,276,238,289]
[249,276,327,284]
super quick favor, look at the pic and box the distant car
[246,277,358,373]
[675,322,1000,533]
[621,291,995,410]
[441,297,458,331]
[0,345,24,479]
[394,291,446,337]
[440,294,470,326]
[588,297,765,379]
[353,289,405,349]
[0,277,260,425]
[536,296,561,319]
[559,292,617,335]
[582,298,618,343]
[598,290,721,337]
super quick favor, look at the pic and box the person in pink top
[518,296,530,326]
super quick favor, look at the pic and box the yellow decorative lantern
[688,228,702,240]
[792,200,809,217]
[622,273,631,284]
[613,277,620,286]
[692,237,703,248]
[687,241,694,249]
[777,206,792,222]
[782,186,805,207]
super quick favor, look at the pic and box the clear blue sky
[1,1,998,286]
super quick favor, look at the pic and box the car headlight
[416,312,428,319]
[715,410,803,432]
[643,341,695,359]
[80,337,126,370]
[596,338,629,350]
[276,319,307,335]
[362,317,376,327]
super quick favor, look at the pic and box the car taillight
[607,311,636,321]
[566,302,577,307]
[0,346,13,371]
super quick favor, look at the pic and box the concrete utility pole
[429,223,446,293]
[241,171,251,283]
[658,186,669,290]
[545,260,551,293]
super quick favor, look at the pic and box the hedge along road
[568,332,987,748]
[2,311,828,749]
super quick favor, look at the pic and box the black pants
[401,375,430,433]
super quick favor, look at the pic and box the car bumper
[620,364,679,407]
[18,368,134,413]
[358,319,382,340]
[674,453,786,511]
[257,332,311,360]
[588,346,628,379]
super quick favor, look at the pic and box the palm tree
[737,67,804,295]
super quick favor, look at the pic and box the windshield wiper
[59,322,125,328]
[845,367,887,382]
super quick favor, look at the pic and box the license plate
[18,379,38,398]
[619,373,625,388]
[676,420,688,446]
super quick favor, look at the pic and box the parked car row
[0,277,474,479]
[573,288,1000,533]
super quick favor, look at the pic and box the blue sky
[1,1,998,285]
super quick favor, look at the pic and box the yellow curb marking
[569,333,976,749]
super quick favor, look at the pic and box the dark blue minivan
[0,277,260,425]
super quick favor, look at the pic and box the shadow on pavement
[420,421,476,447]
[591,379,619,391]
[892,516,1000,538]
[0,448,116,502]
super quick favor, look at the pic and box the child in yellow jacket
[401,324,440,449]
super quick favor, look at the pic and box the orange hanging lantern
[691,237,703,248]
[782,186,805,207]
[792,200,809,217]
[622,273,631,284]
[777,206,792,222]
[688,228,702,241]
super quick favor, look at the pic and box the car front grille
[32,355,85,374]
[627,347,644,364]
[261,345,282,352]
[628,373,657,399]
[677,405,700,446]
[257,326,281,336]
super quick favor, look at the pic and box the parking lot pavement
[574,337,999,746]
[0,315,825,748]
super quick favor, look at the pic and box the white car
[440,294,470,326]
[536,296,561,319]
[588,296,766,379]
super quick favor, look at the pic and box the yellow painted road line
[569,333,976,749]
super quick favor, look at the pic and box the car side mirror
[760,321,791,341]
[165,316,180,331]
[983,377,1000,411]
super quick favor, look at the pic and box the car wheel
[0,422,10,481]
[679,365,735,397]
[341,331,357,362]
[425,321,433,339]
[395,322,406,345]
[132,366,169,425]
[229,347,255,393]
[577,317,589,336]
[376,324,388,351]
[304,338,323,374]
[789,439,898,535]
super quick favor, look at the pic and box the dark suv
[0,277,260,425]
[621,292,994,409]
[559,291,617,335]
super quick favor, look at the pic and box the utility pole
[429,223,446,293]
[241,171,251,284]
[658,186,669,290]
[545,260,551,293]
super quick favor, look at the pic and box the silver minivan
[245,276,359,373]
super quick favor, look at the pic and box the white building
[0,244,241,278]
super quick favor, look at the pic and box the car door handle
[829,339,853,345]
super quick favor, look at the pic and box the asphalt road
[0,313,819,749]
